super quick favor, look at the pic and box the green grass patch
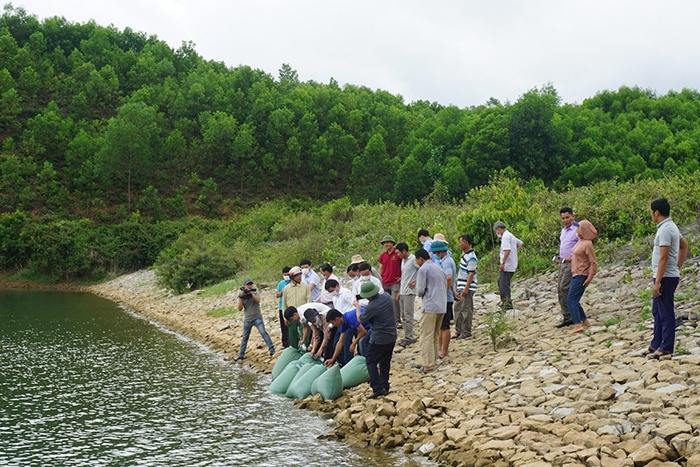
[206,307,239,318]
[604,315,625,328]
[201,280,239,297]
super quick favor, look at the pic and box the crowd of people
[233,198,689,398]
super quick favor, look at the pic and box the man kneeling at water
[324,308,368,367]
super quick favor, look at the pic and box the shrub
[155,228,237,294]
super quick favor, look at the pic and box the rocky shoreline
[88,261,700,466]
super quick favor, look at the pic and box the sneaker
[269,349,276,356]
[234,355,244,362]
[398,338,414,347]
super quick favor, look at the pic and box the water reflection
[0,290,429,466]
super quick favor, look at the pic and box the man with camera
[234,278,275,361]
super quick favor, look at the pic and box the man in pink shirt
[556,207,579,328]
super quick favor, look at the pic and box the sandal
[648,350,672,360]
[419,367,435,374]
[642,347,656,357]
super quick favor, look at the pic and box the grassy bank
[1,171,699,293]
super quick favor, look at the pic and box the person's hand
[349,342,357,353]
[499,263,505,271]
[653,282,662,298]
[409,281,416,288]
[324,359,335,368]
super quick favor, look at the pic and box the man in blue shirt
[324,308,368,367]
[274,266,292,348]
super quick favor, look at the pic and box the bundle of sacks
[268,347,369,401]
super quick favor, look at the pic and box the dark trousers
[324,327,338,361]
[333,327,357,366]
[557,262,573,320]
[365,341,395,394]
[651,277,679,353]
[498,271,514,306]
[278,309,289,348]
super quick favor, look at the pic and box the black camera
[238,287,256,299]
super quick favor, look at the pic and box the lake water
[0,290,427,466]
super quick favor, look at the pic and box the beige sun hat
[350,254,365,264]
[433,233,449,244]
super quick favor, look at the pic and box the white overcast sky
[12,0,700,108]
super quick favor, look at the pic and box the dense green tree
[96,102,160,209]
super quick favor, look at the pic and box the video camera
[238,287,257,299]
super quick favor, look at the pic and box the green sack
[288,361,316,386]
[312,364,344,401]
[271,347,303,381]
[297,352,317,365]
[340,355,370,389]
[268,360,301,394]
[286,364,327,399]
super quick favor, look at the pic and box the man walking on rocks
[493,221,523,311]
[378,234,402,328]
[647,198,688,359]
[555,207,579,328]
[396,242,419,346]
[415,248,446,374]
[234,278,275,361]
[431,240,456,358]
[454,234,477,339]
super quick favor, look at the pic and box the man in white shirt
[352,262,384,307]
[324,279,355,313]
[396,242,419,346]
[300,259,321,302]
[493,221,523,310]
[317,263,339,305]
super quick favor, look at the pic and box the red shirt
[378,249,402,285]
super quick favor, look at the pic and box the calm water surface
[0,290,428,466]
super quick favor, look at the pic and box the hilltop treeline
[1,5,700,219]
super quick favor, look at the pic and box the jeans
[237,317,274,358]
[567,275,588,324]
[650,277,679,353]
[333,327,356,365]
[365,341,395,394]
[557,262,573,321]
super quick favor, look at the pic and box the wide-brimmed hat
[433,233,449,244]
[430,240,448,253]
[359,280,380,298]
[350,254,365,264]
[380,235,396,245]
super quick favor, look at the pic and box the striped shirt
[457,249,477,294]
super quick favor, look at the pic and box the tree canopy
[1,5,700,220]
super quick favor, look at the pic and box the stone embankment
[90,259,700,466]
